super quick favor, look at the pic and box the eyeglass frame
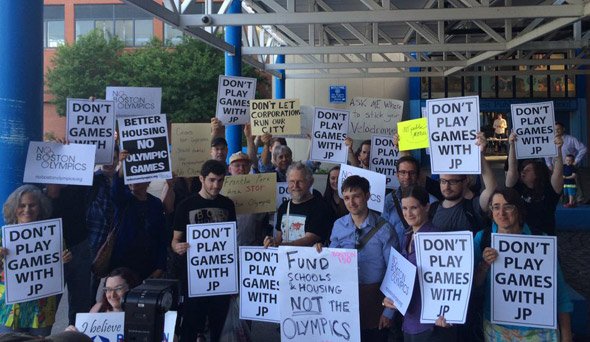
[439,178,466,186]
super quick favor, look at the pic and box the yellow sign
[397,118,429,151]
[170,123,211,177]
[222,173,277,214]
[250,99,301,135]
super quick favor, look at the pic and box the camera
[201,15,212,25]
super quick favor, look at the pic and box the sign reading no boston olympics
[278,246,360,342]
[2,218,64,304]
[187,222,238,297]
[348,97,403,140]
[310,107,350,164]
[75,312,124,342]
[117,114,172,184]
[491,234,557,329]
[106,86,161,116]
[370,135,400,189]
[380,247,416,316]
[511,101,557,159]
[216,75,257,125]
[414,231,473,324]
[338,164,386,213]
[239,247,280,323]
[66,98,115,165]
[250,99,301,135]
[427,96,480,174]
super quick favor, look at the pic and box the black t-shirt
[50,185,89,247]
[173,193,236,241]
[513,182,560,235]
[274,195,333,243]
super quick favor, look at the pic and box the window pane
[75,20,94,40]
[431,77,444,99]
[515,75,528,97]
[47,21,65,47]
[134,20,153,46]
[498,76,513,98]
[115,20,134,46]
[551,76,566,98]
[165,23,183,45]
[464,76,478,96]
[533,75,548,97]
[115,4,152,19]
[44,5,64,20]
[76,4,114,20]
[96,20,115,40]
[447,76,462,97]
[420,77,428,99]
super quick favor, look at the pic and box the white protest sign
[427,96,480,174]
[415,231,473,324]
[370,135,400,189]
[216,75,257,125]
[239,247,279,323]
[163,311,177,342]
[187,222,238,297]
[348,97,403,140]
[106,86,161,116]
[338,164,386,213]
[117,114,172,184]
[278,246,360,342]
[511,102,557,159]
[310,107,349,163]
[75,312,124,342]
[491,234,557,329]
[2,218,64,304]
[380,247,416,316]
[23,142,96,186]
[66,98,115,165]
[276,182,290,210]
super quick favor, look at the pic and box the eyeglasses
[440,178,466,186]
[103,285,128,294]
[489,204,517,213]
[397,170,417,176]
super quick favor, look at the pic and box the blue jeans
[61,239,93,325]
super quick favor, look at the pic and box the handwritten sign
[171,123,211,178]
[398,118,429,151]
[511,102,557,159]
[216,75,257,125]
[310,107,349,163]
[66,98,115,164]
[106,86,161,116]
[491,234,557,329]
[369,135,400,189]
[250,99,301,135]
[187,222,238,297]
[2,218,64,304]
[427,96,480,174]
[222,173,276,214]
[75,312,124,342]
[348,97,403,140]
[380,247,416,316]
[239,247,279,322]
[415,231,473,324]
[338,164,386,213]
[278,246,360,342]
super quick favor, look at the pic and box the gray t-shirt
[431,197,484,233]
[236,212,270,246]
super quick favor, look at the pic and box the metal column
[224,0,242,157]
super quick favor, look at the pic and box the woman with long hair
[322,166,348,220]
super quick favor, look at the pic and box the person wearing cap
[210,137,229,163]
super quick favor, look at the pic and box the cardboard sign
[369,135,400,189]
[186,222,238,297]
[106,86,161,116]
[348,97,403,140]
[66,98,116,164]
[2,218,64,304]
[222,173,277,215]
[310,107,350,164]
[338,164,386,213]
[170,123,211,178]
[491,234,557,329]
[250,99,301,135]
[23,142,96,186]
[398,118,429,151]
[278,246,360,342]
[511,102,557,159]
[239,247,280,323]
[117,114,172,184]
[380,247,416,316]
[75,312,124,342]
[216,75,257,125]
[415,231,473,324]
[427,96,481,174]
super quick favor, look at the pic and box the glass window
[46,21,65,47]
[96,20,115,39]
[551,76,566,98]
[430,77,444,99]
[447,76,462,97]
[464,75,478,96]
[115,20,134,46]
[76,20,94,40]
[165,23,184,45]
[566,77,576,97]
[515,71,528,98]
[481,77,495,98]
[134,20,153,46]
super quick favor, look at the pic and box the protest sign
[250,99,301,135]
[187,222,238,297]
[310,107,349,163]
[222,173,276,214]
[369,135,400,189]
[414,231,473,324]
[380,247,416,316]
[348,97,403,140]
[491,234,557,329]
[2,218,64,304]
[23,142,95,186]
[398,118,429,151]
[239,247,280,322]
[278,246,360,342]
[338,164,386,213]
[106,86,161,116]
[171,123,211,178]
[118,114,172,184]
[511,101,557,159]
[216,75,257,125]
[66,98,115,164]
[427,96,480,174]
[75,312,124,342]
[163,311,177,342]
[276,182,290,210]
